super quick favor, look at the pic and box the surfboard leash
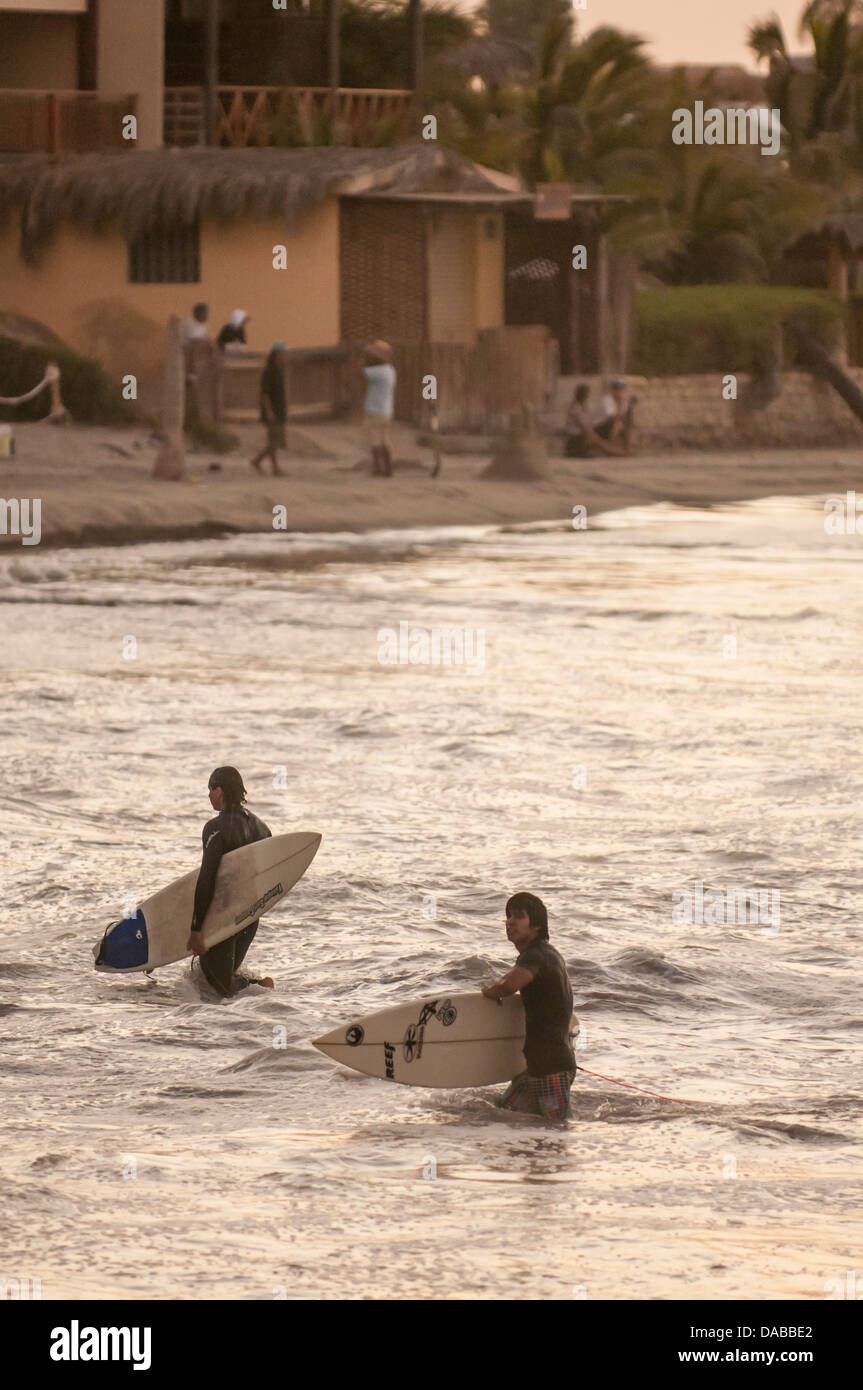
[575,1065,694,1106]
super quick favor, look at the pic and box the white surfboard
[314,991,579,1088]
[93,831,321,974]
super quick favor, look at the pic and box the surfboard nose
[94,912,149,971]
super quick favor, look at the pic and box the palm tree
[482,0,572,51]
[519,20,653,187]
[431,15,654,184]
[599,63,825,285]
[749,0,863,162]
[429,3,831,283]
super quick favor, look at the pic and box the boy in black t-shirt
[482,892,576,1121]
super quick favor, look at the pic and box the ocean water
[1,497,861,1301]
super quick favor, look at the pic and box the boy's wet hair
[575,383,590,403]
[208,766,247,810]
[506,891,549,940]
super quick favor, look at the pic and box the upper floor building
[0,0,418,154]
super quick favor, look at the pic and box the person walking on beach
[363,340,396,477]
[482,892,576,1121]
[187,767,274,997]
[250,342,288,477]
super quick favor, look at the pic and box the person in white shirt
[363,340,396,477]
[179,303,211,346]
[565,383,624,458]
[595,378,636,453]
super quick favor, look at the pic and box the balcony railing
[0,91,137,154]
[0,86,414,155]
[164,86,415,149]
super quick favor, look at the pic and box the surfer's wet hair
[506,892,549,940]
[208,766,247,810]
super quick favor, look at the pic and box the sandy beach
[1,418,861,551]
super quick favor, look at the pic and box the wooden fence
[188,342,360,424]
[164,86,414,149]
[393,327,557,433]
[0,91,137,154]
[185,327,555,434]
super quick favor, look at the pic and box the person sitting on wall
[595,378,637,454]
[217,310,249,353]
[179,303,211,346]
[564,383,625,458]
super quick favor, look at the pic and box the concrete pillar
[95,0,165,149]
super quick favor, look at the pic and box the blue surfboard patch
[100,910,149,970]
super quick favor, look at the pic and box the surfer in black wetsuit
[187,767,274,997]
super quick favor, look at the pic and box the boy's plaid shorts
[498,1069,575,1122]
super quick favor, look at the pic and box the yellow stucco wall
[0,14,79,86]
[0,200,341,381]
[427,207,504,343]
[473,210,505,333]
[427,209,471,342]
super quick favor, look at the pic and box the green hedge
[631,286,843,377]
[0,336,139,425]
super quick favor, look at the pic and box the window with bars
[128,219,201,285]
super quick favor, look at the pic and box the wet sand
[1,418,861,550]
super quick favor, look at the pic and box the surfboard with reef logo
[314,991,579,1088]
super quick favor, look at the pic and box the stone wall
[557,371,863,450]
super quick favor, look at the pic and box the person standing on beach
[363,340,396,477]
[482,892,576,1121]
[250,342,288,477]
[187,767,274,997]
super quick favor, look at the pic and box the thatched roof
[0,145,524,264]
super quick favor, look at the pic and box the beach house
[0,144,631,427]
[0,0,418,154]
[0,2,632,429]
